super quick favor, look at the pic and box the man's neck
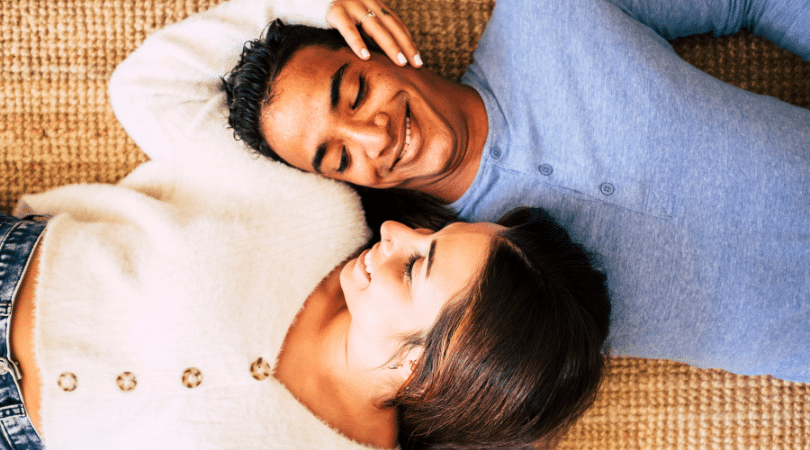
[421,84,488,204]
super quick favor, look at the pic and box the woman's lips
[356,249,371,282]
[364,250,373,277]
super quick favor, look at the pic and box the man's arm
[606,0,810,60]
[108,0,333,162]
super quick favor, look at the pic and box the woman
[3,147,609,450]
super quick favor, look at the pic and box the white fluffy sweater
[13,0,378,448]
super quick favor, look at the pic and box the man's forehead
[284,45,352,78]
[267,47,349,121]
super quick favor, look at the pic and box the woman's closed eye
[403,252,420,284]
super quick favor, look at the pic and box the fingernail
[397,52,407,65]
[413,53,423,67]
[360,48,370,59]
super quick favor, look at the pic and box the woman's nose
[380,221,411,255]
[379,221,429,256]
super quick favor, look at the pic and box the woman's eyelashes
[403,252,421,284]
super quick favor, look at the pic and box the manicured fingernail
[397,52,407,65]
[413,53,423,67]
[360,48,370,59]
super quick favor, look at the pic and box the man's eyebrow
[425,240,437,279]
[330,63,348,112]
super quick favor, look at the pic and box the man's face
[260,46,473,191]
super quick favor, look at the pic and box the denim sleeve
[604,0,810,60]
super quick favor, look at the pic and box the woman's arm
[606,0,810,60]
[109,0,336,161]
[109,0,420,162]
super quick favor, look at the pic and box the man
[111,0,810,383]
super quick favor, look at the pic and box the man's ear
[397,346,424,381]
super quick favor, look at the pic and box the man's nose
[342,112,391,160]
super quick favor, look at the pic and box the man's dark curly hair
[222,19,374,162]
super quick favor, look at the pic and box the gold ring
[359,10,376,25]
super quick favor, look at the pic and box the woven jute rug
[1,1,808,448]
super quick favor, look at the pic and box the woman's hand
[326,0,422,67]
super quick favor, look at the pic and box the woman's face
[340,220,504,368]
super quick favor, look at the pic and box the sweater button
[182,367,203,388]
[58,372,78,392]
[250,357,272,381]
[116,372,137,392]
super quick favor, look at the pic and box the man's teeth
[404,115,411,151]
[392,114,411,171]
[364,251,372,276]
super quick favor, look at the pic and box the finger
[363,1,421,67]
[328,7,373,60]
[359,16,409,65]
[373,9,421,67]
[337,2,405,66]
[375,3,412,40]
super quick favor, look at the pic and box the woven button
[250,357,272,381]
[182,368,203,388]
[600,183,615,196]
[116,372,137,392]
[538,164,553,176]
[58,372,78,392]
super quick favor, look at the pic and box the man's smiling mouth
[391,105,412,171]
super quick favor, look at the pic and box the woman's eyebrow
[425,240,437,279]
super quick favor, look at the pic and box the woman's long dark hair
[395,207,611,450]
[355,186,457,240]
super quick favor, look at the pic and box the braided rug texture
[2,1,808,448]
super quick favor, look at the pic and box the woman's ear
[397,346,423,381]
